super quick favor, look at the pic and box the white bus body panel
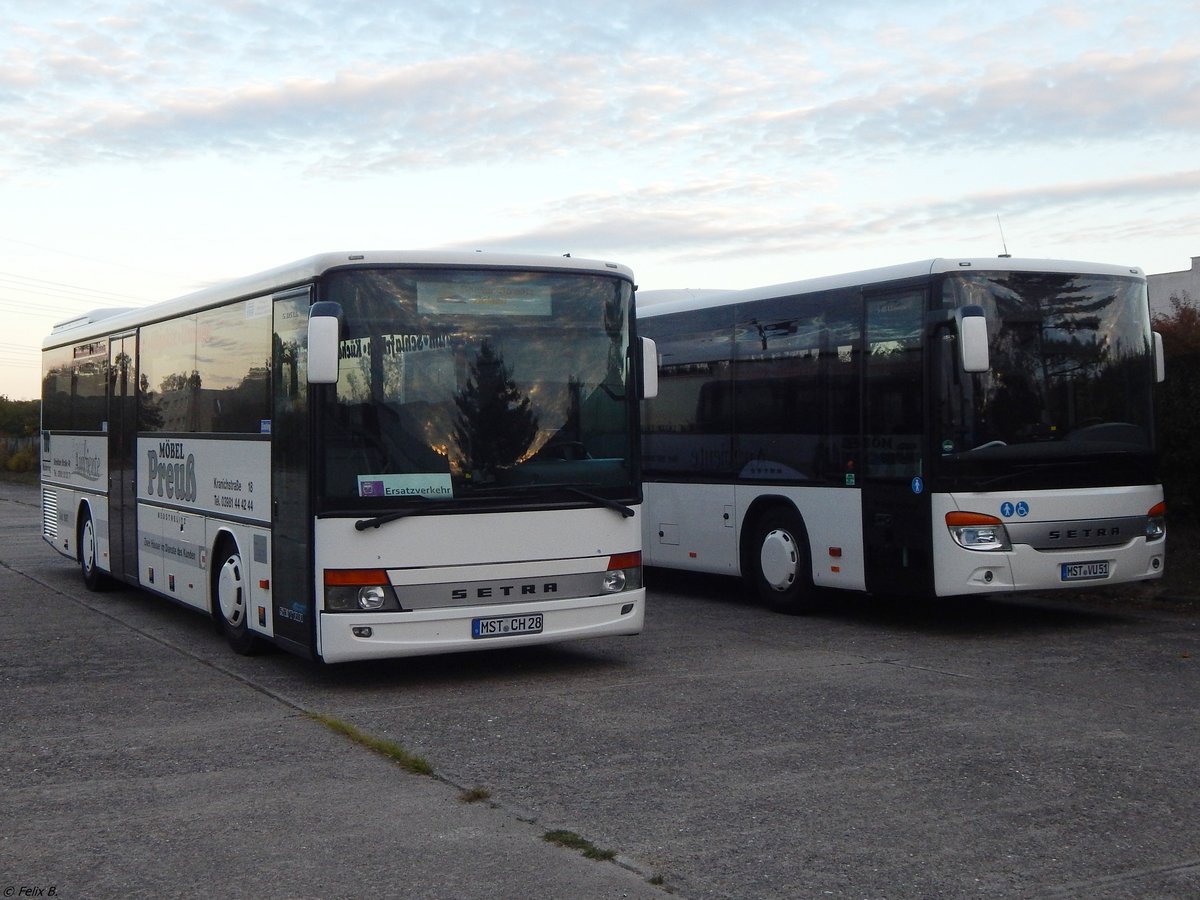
[133,435,273,617]
[758,486,866,591]
[41,485,112,571]
[932,486,1165,596]
[315,506,645,663]
[642,482,737,574]
[41,433,111,573]
[642,481,867,591]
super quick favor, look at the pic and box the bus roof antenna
[996,215,1012,258]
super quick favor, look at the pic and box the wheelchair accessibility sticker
[1000,501,1030,518]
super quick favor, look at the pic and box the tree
[1152,291,1200,519]
[453,340,538,478]
[0,396,39,436]
[1154,291,1200,355]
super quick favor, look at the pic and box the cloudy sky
[2,0,1198,399]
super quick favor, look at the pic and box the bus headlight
[1146,501,1166,542]
[946,511,1012,552]
[324,569,403,612]
[603,552,642,593]
[603,570,627,593]
[356,586,387,610]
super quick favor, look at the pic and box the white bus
[639,257,1166,610]
[41,251,657,662]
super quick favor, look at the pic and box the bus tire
[213,539,260,655]
[79,506,108,592]
[746,506,816,614]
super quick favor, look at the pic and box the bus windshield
[317,267,636,510]
[935,270,1156,487]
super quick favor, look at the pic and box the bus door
[108,333,139,581]
[270,288,315,656]
[861,288,934,597]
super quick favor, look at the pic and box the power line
[0,300,92,317]
[0,297,138,320]
[0,271,151,305]
[0,286,144,313]
[0,234,179,282]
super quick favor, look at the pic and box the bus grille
[42,488,58,540]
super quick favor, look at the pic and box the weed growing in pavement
[459,786,492,804]
[542,829,617,861]
[308,712,434,776]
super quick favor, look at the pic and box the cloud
[5,2,1197,176]
[464,168,1200,266]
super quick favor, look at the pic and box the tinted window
[139,299,271,434]
[864,290,925,479]
[41,341,108,432]
[41,346,74,431]
[732,290,861,482]
[640,306,734,477]
[196,300,271,433]
[73,341,109,431]
[139,316,197,432]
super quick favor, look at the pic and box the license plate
[1060,561,1110,582]
[472,613,544,639]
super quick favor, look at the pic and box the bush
[5,445,36,473]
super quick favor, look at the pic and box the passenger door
[861,288,934,596]
[108,333,139,581]
[271,289,314,655]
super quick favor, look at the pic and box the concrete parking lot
[2,478,1198,898]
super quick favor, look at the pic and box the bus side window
[641,307,735,478]
[864,290,925,479]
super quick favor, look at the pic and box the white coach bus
[42,251,657,662]
[638,257,1166,610]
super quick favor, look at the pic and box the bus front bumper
[317,590,645,663]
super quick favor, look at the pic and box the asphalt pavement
[0,480,665,900]
[3,476,1199,899]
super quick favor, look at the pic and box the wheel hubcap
[760,528,798,592]
[82,520,96,573]
[218,555,245,625]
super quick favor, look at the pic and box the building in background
[1148,256,1200,318]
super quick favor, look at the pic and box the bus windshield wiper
[536,484,635,518]
[354,497,459,531]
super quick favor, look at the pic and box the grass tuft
[459,786,492,804]
[542,829,617,861]
[308,712,434,776]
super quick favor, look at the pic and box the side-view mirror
[956,305,990,373]
[1153,331,1166,383]
[308,301,343,384]
[641,336,659,399]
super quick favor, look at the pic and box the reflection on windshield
[937,271,1154,466]
[453,338,538,478]
[318,268,635,507]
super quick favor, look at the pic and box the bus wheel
[214,541,260,655]
[79,507,108,592]
[747,507,815,614]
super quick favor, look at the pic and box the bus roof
[639,257,1146,318]
[45,250,635,349]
